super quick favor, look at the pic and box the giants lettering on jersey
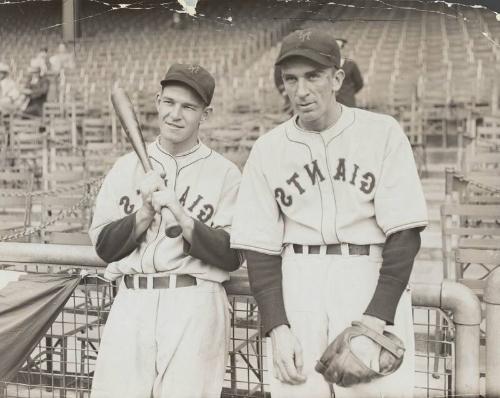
[119,187,215,224]
[274,158,376,207]
[179,186,215,224]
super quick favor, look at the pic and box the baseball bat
[111,87,183,238]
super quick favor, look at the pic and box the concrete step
[425,148,459,164]
[421,228,442,249]
[411,259,443,283]
[422,178,445,188]
[423,163,457,179]
[416,247,442,261]
[424,194,445,208]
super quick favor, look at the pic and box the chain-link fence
[0,263,458,398]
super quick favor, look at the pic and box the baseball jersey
[89,139,241,283]
[231,105,428,254]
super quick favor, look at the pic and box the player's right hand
[137,170,166,214]
[269,324,307,385]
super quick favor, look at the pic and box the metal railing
[0,243,486,398]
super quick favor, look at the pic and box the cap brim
[275,48,337,68]
[161,74,209,105]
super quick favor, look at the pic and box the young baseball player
[89,63,242,398]
[231,29,427,398]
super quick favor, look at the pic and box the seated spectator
[21,66,49,117]
[49,43,75,74]
[0,62,23,114]
[30,48,50,77]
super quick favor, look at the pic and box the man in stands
[335,38,364,107]
[30,48,50,77]
[21,66,50,117]
[49,43,75,74]
[0,62,22,114]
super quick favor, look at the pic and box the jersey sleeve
[88,163,122,246]
[211,165,241,232]
[183,165,243,271]
[230,142,285,255]
[374,119,428,236]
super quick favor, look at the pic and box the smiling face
[281,56,344,131]
[155,83,210,154]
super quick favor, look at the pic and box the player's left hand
[349,315,386,372]
[151,189,184,221]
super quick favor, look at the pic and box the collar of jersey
[290,104,355,144]
[148,138,211,169]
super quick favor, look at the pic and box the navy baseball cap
[275,29,341,68]
[161,63,215,105]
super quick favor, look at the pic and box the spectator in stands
[0,62,22,114]
[49,43,75,74]
[335,38,364,107]
[30,48,50,77]
[21,66,49,117]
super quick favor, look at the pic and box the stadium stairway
[412,148,459,285]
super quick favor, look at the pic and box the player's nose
[168,104,182,120]
[296,78,310,97]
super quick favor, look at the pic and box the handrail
[0,242,105,267]
[0,242,483,396]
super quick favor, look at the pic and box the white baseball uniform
[89,139,241,398]
[231,104,428,397]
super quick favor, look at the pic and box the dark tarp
[0,272,81,382]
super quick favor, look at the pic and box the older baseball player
[231,29,427,398]
[89,63,241,398]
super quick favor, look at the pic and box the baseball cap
[0,62,10,73]
[275,29,340,68]
[160,63,215,106]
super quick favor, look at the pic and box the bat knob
[165,224,183,238]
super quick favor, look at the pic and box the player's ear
[155,90,162,112]
[332,68,345,92]
[201,106,213,122]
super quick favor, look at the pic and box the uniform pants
[90,277,230,398]
[268,245,415,398]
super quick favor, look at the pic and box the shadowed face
[281,57,344,131]
[155,83,210,154]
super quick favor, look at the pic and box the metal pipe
[410,281,482,397]
[441,280,482,397]
[485,268,500,398]
[0,242,105,267]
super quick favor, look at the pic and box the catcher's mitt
[315,321,405,387]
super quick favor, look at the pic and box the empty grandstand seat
[82,117,111,144]
[0,169,34,240]
[42,102,64,125]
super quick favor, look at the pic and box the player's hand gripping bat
[111,87,183,238]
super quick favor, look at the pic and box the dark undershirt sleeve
[364,228,422,324]
[244,250,289,336]
[183,220,241,272]
[95,213,144,263]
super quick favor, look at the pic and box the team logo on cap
[188,64,200,74]
[298,30,311,42]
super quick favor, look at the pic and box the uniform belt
[123,274,197,289]
[292,243,371,256]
